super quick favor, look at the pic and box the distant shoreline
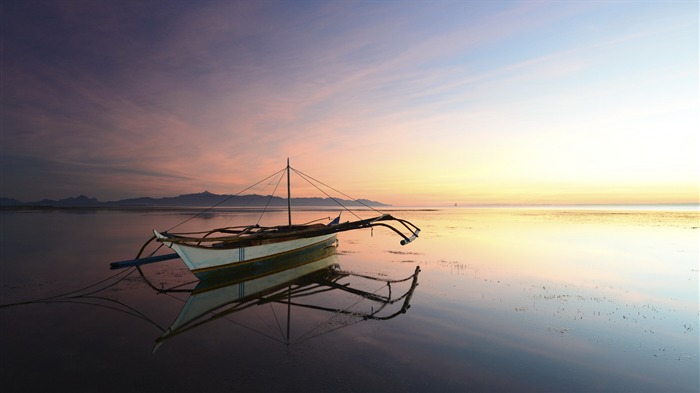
[0,205,380,212]
[446,203,699,210]
[0,192,389,209]
[1,204,696,213]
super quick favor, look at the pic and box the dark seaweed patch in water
[386,250,423,255]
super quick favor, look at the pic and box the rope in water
[0,266,137,308]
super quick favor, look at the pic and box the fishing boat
[111,160,420,278]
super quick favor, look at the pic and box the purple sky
[1,1,697,205]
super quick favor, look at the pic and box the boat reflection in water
[145,242,421,352]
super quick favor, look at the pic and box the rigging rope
[290,166,384,220]
[218,313,286,344]
[268,302,286,341]
[292,280,390,344]
[256,168,286,226]
[217,171,286,230]
[161,163,386,232]
[166,166,287,232]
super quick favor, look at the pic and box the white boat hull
[154,230,337,277]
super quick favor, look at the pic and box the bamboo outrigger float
[110,160,420,278]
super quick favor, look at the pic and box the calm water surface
[1,207,698,392]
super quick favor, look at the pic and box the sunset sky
[1,1,697,206]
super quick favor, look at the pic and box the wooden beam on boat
[109,253,180,270]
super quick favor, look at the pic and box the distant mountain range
[0,191,388,208]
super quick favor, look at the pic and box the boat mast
[287,158,292,226]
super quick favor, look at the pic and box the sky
[1,0,698,206]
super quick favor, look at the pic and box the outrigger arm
[364,215,420,245]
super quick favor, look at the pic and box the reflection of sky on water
[338,208,698,391]
[0,208,697,392]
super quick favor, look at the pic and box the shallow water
[1,207,698,392]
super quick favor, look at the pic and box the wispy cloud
[1,1,697,204]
